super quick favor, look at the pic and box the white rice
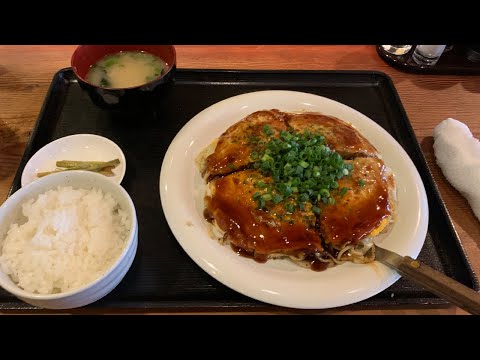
[0,186,130,295]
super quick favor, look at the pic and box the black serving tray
[1,68,477,312]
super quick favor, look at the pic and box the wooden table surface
[0,45,479,315]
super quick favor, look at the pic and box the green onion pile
[250,125,352,214]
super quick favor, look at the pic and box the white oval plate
[160,90,429,309]
[22,134,126,187]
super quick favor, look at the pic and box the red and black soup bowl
[71,45,176,109]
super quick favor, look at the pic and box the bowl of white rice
[0,170,138,309]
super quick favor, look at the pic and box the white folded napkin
[433,118,480,222]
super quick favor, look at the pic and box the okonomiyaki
[198,109,396,271]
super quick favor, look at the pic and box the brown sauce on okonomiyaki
[204,172,323,258]
[201,110,395,271]
[319,158,392,247]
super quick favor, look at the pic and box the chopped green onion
[272,194,283,204]
[260,154,271,161]
[262,125,275,136]
[261,194,272,201]
[257,181,266,189]
[257,198,266,209]
[250,128,352,213]
[102,58,118,67]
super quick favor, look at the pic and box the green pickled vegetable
[37,159,120,178]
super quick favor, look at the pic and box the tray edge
[7,67,73,199]
[3,68,478,312]
[372,70,479,292]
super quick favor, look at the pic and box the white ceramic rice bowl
[0,170,138,309]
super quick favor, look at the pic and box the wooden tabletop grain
[0,45,479,315]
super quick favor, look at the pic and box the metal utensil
[374,245,480,315]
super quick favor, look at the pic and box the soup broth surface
[86,51,168,88]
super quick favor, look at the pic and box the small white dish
[21,134,126,187]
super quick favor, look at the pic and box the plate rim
[160,90,429,309]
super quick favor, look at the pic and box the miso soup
[86,51,168,88]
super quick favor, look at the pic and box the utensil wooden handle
[398,256,480,315]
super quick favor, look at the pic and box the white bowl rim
[0,170,137,300]
[21,133,127,187]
